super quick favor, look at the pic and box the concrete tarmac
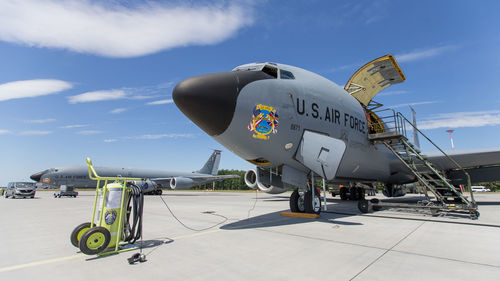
[1,190,500,281]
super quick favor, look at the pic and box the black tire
[157,189,163,195]
[290,189,300,212]
[304,191,321,214]
[358,199,372,213]
[349,187,358,200]
[339,188,348,200]
[370,198,382,211]
[79,227,111,255]
[70,222,92,248]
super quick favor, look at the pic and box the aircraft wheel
[358,199,372,213]
[157,189,163,195]
[304,191,321,214]
[289,189,305,213]
[370,198,382,211]
[339,188,348,200]
[71,222,92,247]
[349,187,358,200]
[79,227,111,255]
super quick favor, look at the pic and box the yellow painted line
[0,217,289,273]
[281,212,320,219]
[0,229,223,274]
[0,254,84,273]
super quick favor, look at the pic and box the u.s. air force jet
[172,55,500,214]
[30,150,238,194]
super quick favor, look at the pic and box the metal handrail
[370,109,475,206]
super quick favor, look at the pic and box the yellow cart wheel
[79,227,111,255]
[70,222,92,247]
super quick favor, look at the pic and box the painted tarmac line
[0,216,289,273]
[0,229,222,274]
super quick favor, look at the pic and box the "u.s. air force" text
[296,98,366,134]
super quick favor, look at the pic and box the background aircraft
[172,55,500,214]
[30,150,238,194]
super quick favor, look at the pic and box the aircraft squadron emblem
[247,104,279,140]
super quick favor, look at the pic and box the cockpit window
[262,65,278,78]
[280,69,295,80]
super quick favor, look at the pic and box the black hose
[125,182,144,244]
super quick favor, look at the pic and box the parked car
[4,182,36,198]
[54,185,78,198]
[471,186,491,192]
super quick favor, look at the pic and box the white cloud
[0,1,253,58]
[109,108,127,114]
[419,110,500,130]
[0,79,72,102]
[25,118,56,124]
[60,124,88,129]
[77,130,102,135]
[378,90,409,97]
[396,45,456,63]
[125,133,194,140]
[0,129,11,135]
[104,139,117,143]
[147,99,173,105]
[388,101,438,109]
[19,130,52,135]
[68,90,126,104]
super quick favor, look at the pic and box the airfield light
[446,130,455,150]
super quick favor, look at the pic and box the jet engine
[244,168,289,194]
[170,177,195,189]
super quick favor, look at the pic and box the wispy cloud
[0,1,253,58]
[378,90,409,97]
[124,133,194,140]
[419,110,500,130]
[60,124,88,129]
[19,130,52,135]
[68,82,174,104]
[68,90,126,104]
[396,45,456,63]
[109,108,127,114]
[77,130,102,135]
[147,99,173,105]
[0,79,72,102]
[104,139,117,143]
[0,129,11,135]
[388,101,438,109]
[25,118,56,124]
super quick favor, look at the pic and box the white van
[471,186,491,192]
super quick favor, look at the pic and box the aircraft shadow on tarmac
[221,208,363,231]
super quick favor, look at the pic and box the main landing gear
[290,188,322,214]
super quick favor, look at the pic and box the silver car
[4,182,36,198]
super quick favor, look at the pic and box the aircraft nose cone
[173,72,239,136]
[30,170,46,181]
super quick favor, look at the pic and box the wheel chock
[281,212,320,219]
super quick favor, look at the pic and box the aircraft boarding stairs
[366,108,479,219]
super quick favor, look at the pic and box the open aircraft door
[295,130,346,180]
[344,54,406,133]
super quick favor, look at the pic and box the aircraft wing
[424,148,500,184]
[151,174,240,188]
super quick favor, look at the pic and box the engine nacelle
[170,177,194,189]
[244,170,258,189]
[132,180,157,193]
[244,168,289,194]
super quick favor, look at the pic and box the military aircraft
[30,150,239,194]
[172,55,500,214]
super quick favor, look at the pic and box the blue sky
[1,0,499,185]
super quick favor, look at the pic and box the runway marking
[0,217,289,273]
[0,254,84,273]
[0,229,222,274]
